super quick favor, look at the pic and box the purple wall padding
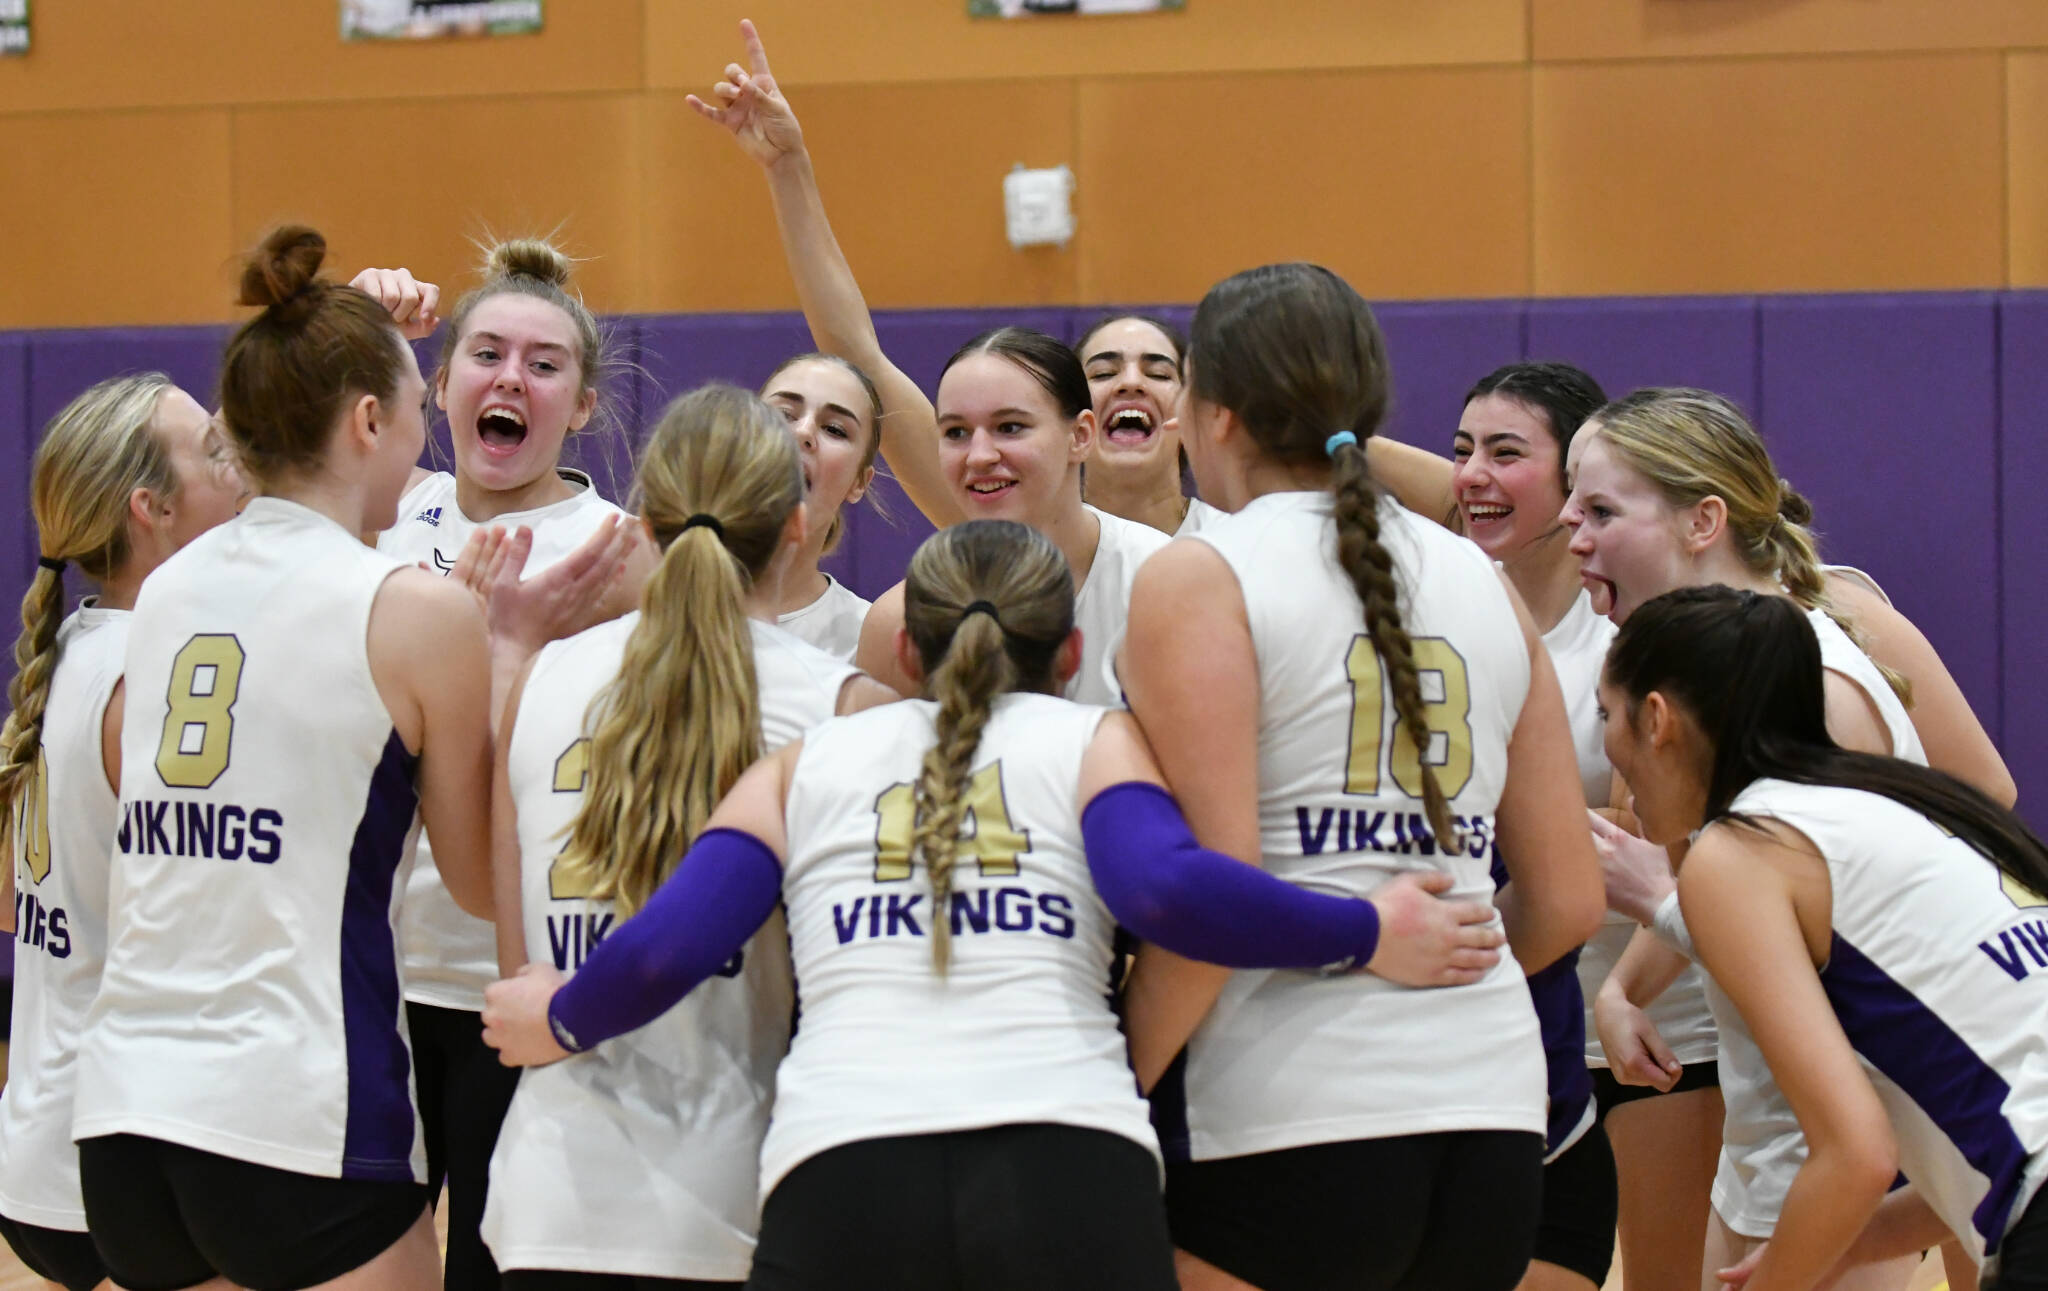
[1758,295,2002,743]
[2001,295,2048,818]
[1374,301,1527,451]
[1527,296,1760,414]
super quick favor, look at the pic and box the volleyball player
[1560,388,2009,1290]
[1075,313,1223,536]
[483,383,896,1288]
[354,240,644,1291]
[757,352,884,658]
[1115,263,1604,1291]
[58,224,494,1290]
[480,515,1509,1289]
[0,375,244,1291]
[1599,586,2048,1291]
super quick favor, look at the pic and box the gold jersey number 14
[872,762,1031,882]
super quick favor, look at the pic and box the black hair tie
[36,557,65,575]
[961,600,1004,630]
[681,514,724,539]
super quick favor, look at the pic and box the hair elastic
[1325,431,1359,457]
[681,514,725,539]
[36,557,65,575]
[961,600,1004,629]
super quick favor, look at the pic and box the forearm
[1745,1152,1894,1291]
[1083,782,1378,970]
[762,150,884,362]
[1605,925,1690,1007]
[1837,1186,1955,1271]
[546,828,781,1052]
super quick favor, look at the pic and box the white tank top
[775,574,869,661]
[1175,497,1224,537]
[378,468,626,1011]
[763,693,1157,1199]
[1166,491,1545,1161]
[1708,607,1925,1235]
[1724,779,2048,1275]
[484,617,854,1280]
[0,605,125,1229]
[75,498,424,1182]
[1071,504,1169,707]
[1550,589,1721,1068]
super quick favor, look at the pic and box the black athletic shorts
[1592,1059,1720,1118]
[1531,1122,1618,1287]
[502,1273,740,1291]
[1166,1129,1545,1291]
[1990,1184,2048,1291]
[78,1133,430,1291]
[0,1212,109,1291]
[746,1123,1175,1291]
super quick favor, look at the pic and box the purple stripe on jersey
[1822,933,2029,1251]
[1493,858,1593,1152]
[338,730,421,1182]
[1529,950,1593,1154]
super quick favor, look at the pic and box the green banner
[0,0,29,57]
[341,1,542,41]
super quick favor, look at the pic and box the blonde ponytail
[551,385,803,917]
[0,375,179,822]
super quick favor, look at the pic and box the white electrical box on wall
[1003,165,1077,249]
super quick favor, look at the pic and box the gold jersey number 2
[13,747,51,884]
[1343,635,1475,800]
[154,635,246,790]
[548,738,594,899]
[872,762,1030,882]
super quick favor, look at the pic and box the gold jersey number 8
[154,635,246,790]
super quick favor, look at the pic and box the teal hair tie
[1325,431,1359,457]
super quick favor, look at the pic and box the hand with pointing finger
[687,19,806,167]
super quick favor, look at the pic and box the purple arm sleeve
[544,827,783,1054]
[1081,781,1380,970]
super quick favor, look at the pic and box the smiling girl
[758,352,881,658]
[1075,313,1222,536]
[358,239,637,1291]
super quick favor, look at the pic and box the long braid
[910,613,1013,974]
[0,569,67,822]
[1331,443,1460,852]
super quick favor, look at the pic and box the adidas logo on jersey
[415,506,443,527]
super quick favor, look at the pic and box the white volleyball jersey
[1175,497,1225,537]
[1725,779,2048,1271]
[379,468,626,1011]
[763,693,1157,1199]
[75,498,424,1182]
[485,617,852,1280]
[1166,490,1545,1161]
[0,605,125,1229]
[1708,607,1926,1235]
[776,575,869,661]
[1072,504,1169,707]
[1549,589,1720,1068]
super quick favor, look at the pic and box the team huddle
[0,20,2045,1291]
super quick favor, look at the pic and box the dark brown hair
[219,225,410,485]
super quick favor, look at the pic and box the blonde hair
[901,520,1074,973]
[439,236,610,420]
[1587,388,1910,704]
[550,384,803,916]
[0,374,180,821]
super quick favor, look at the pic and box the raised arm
[1367,436,1458,528]
[689,21,961,528]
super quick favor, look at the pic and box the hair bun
[1776,482,1814,527]
[484,237,575,289]
[237,225,329,313]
